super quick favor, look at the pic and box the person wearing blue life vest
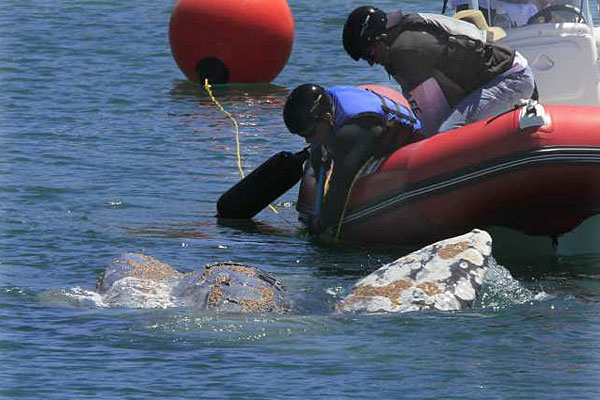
[342,6,536,138]
[283,84,421,235]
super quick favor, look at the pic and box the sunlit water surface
[1,1,600,398]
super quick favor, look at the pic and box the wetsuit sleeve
[318,120,382,230]
[387,30,465,112]
[387,30,440,92]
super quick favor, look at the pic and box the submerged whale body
[96,253,286,312]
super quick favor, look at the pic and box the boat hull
[297,87,600,245]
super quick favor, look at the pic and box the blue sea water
[1,0,600,398]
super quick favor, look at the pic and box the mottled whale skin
[96,253,286,312]
[94,230,496,314]
[338,229,493,314]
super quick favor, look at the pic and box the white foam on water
[40,287,108,308]
[476,260,550,309]
[44,280,184,309]
[101,277,181,309]
[325,285,345,299]
[66,287,108,307]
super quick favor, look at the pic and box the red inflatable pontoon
[296,85,600,245]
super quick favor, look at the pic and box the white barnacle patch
[459,248,485,266]
[470,265,488,285]
[470,229,493,256]
[454,277,477,302]
[381,265,414,284]
[432,292,462,311]
[415,258,453,282]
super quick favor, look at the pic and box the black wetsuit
[314,117,383,232]
[384,13,514,105]
[309,87,421,234]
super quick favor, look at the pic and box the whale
[337,229,494,313]
[91,229,508,314]
[96,253,286,312]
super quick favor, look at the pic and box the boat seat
[454,9,507,42]
[500,22,600,106]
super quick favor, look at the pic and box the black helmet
[343,6,387,61]
[283,84,331,135]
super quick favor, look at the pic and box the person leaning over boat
[283,84,421,234]
[342,6,535,138]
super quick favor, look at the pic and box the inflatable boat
[296,85,600,246]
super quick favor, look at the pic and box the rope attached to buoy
[203,79,279,215]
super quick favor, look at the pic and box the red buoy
[169,0,295,84]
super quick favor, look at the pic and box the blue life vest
[326,86,421,132]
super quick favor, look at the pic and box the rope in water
[203,79,279,215]
[333,156,374,243]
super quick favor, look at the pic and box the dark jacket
[383,13,515,107]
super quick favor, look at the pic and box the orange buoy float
[169,0,295,84]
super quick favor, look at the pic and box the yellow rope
[203,79,278,215]
[333,156,374,243]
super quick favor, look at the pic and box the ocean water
[2,0,600,399]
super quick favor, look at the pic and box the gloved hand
[308,216,326,235]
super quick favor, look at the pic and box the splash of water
[475,259,550,310]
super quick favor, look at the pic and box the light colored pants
[436,65,535,134]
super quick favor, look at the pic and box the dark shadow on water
[298,236,416,279]
[216,217,299,238]
[215,215,600,280]
[524,257,600,304]
[307,228,600,280]
[125,222,212,239]
[539,254,600,279]
[215,218,404,278]
[489,225,600,278]
[126,219,298,240]
[169,79,289,105]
